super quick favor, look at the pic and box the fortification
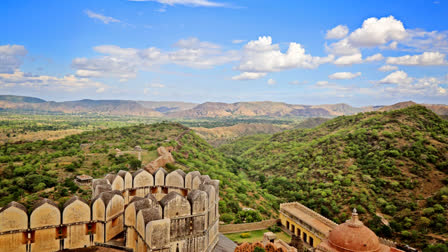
[0,168,219,252]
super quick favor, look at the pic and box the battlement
[0,168,219,252]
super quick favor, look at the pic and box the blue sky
[0,0,447,106]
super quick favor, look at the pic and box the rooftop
[280,202,337,237]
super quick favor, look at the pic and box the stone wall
[0,168,219,252]
[219,219,279,234]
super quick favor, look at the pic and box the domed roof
[327,209,381,252]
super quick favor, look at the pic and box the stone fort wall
[0,168,219,252]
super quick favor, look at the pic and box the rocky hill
[380,101,448,116]
[239,105,448,248]
[193,123,290,147]
[167,101,367,118]
[1,95,447,118]
[0,98,163,117]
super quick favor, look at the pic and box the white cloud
[231,72,267,80]
[402,29,448,52]
[316,80,329,86]
[378,65,398,72]
[267,78,276,85]
[0,70,108,93]
[348,16,407,47]
[333,53,363,66]
[326,25,349,39]
[236,36,333,73]
[377,72,447,97]
[365,53,384,62]
[73,37,239,80]
[386,51,447,66]
[328,72,361,80]
[0,45,28,74]
[378,70,413,85]
[128,0,228,7]
[84,10,120,24]
[326,38,360,56]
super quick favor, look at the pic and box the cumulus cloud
[378,70,413,85]
[377,71,447,97]
[84,10,120,24]
[378,65,399,72]
[348,16,407,47]
[128,0,228,7]
[73,37,239,80]
[0,45,28,74]
[0,70,108,93]
[325,38,360,56]
[234,36,333,78]
[386,51,447,66]
[326,25,349,39]
[333,53,363,66]
[328,71,361,80]
[365,53,384,62]
[267,78,276,85]
[231,72,267,80]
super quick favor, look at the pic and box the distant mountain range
[0,95,447,117]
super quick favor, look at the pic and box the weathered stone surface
[0,168,220,252]
[154,167,167,186]
[166,170,185,188]
[63,196,91,249]
[30,199,60,252]
[146,218,170,250]
[160,192,191,218]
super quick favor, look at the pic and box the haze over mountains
[1,95,447,117]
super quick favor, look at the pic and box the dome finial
[347,208,363,227]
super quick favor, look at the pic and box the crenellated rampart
[0,168,219,252]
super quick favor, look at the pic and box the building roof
[280,202,337,237]
[215,234,237,252]
[317,209,401,252]
[76,174,93,180]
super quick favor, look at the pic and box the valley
[0,96,446,250]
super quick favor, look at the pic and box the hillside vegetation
[239,106,448,248]
[0,122,277,224]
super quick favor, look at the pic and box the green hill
[240,105,448,248]
[0,122,277,224]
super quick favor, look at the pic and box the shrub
[240,233,251,238]
[268,225,282,233]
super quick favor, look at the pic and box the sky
[0,0,447,106]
